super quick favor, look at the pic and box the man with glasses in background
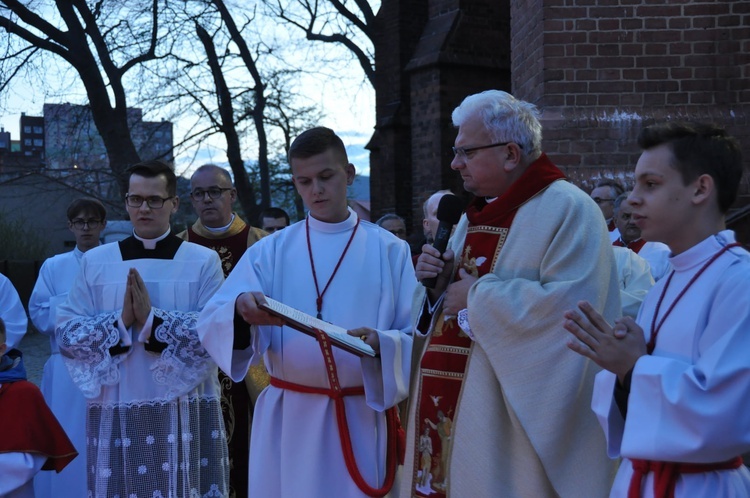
[178,163,266,498]
[375,213,408,241]
[56,160,229,497]
[403,90,619,497]
[591,178,626,242]
[29,198,106,498]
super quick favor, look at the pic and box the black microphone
[422,194,464,288]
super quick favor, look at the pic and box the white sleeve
[0,275,28,349]
[0,452,46,495]
[361,240,416,411]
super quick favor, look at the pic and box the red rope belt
[628,456,743,498]
[268,327,399,497]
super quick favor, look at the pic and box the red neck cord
[648,242,739,354]
[306,216,360,320]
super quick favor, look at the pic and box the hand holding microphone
[421,194,464,289]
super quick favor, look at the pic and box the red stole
[187,224,250,277]
[0,381,78,472]
[613,237,647,254]
[608,219,617,232]
[410,154,566,496]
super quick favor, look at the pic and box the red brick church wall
[370,0,749,241]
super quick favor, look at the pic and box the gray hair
[375,213,405,227]
[452,90,543,163]
[613,193,630,213]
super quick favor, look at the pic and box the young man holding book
[198,127,416,497]
[564,122,750,497]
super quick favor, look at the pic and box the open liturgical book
[258,295,377,358]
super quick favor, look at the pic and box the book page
[260,296,376,357]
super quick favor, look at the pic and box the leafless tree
[0,0,179,197]
[268,0,377,86]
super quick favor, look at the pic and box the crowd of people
[1,89,749,498]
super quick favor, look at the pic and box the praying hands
[563,300,647,383]
[121,268,152,330]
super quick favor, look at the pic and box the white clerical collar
[307,207,357,234]
[133,228,171,249]
[204,214,235,233]
[620,237,642,246]
[485,196,499,204]
[669,229,736,272]
[73,246,85,260]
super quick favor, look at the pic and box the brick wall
[369,0,429,231]
[371,0,749,242]
[372,0,510,242]
[511,0,545,105]
[521,0,750,197]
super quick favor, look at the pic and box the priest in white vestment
[198,127,415,498]
[29,198,107,498]
[56,161,229,497]
[406,91,620,498]
[612,246,654,318]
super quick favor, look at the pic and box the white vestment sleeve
[145,307,218,398]
[0,452,45,496]
[0,274,28,350]
[591,370,625,458]
[28,259,58,336]
[360,240,416,411]
[198,251,259,382]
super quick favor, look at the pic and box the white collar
[133,228,171,249]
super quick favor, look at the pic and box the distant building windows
[24,138,32,146]
[33,139,44,147]
[23,126,31,134]
[33,126,43,134]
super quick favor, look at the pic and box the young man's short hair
[638,122,743,213]
[288,127,348,166]
[126,160,178,197]
[67,198,107,221]
[258,207,290,226]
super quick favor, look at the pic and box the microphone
[422,194,464,288]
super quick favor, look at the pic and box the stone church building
[368,0,749,245]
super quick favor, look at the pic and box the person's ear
[503,143,523,172]
[692,174,714,206]
[346,163,356,186]
[171,196,180,214]
[0,343,6,357]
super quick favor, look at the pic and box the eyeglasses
[70,218,103,230]
[592,197,614,204]
[452,141,523,159]
[190,187,233,201]
[125,194,174,209]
